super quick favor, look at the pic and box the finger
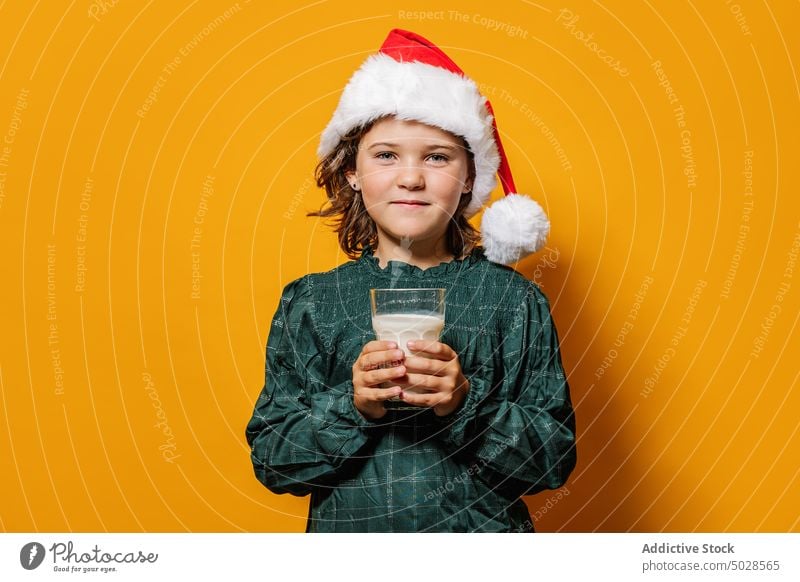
[360,349,405,372]
[398,389,440,407]
[402,355,450,377]
[365,386,403,401]
[362,363,406,386]
[406,339,455,360]
[399,373,438,393]
[363,340,399,354]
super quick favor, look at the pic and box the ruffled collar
[359,244,485,278]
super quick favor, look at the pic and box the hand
[395,340,470,417]
[352,340,407,421]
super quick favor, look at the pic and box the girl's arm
[245,276,376,496]
[435,283,577,500]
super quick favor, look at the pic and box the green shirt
[245,244,577,532]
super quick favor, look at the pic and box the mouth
[391,200,431,207]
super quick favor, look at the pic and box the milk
[372,313,445,356]
[372,312,445,402]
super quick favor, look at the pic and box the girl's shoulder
[475,257,550,300]
[275,259,362,302]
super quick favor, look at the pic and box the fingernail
[388,342,397,348]
[407,341,416,349]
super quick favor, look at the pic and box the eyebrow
[366,141,459,151]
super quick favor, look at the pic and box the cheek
[360,190,390,219]
[430,170,467,207]
[431,165,467,188]
[359,166,394,193]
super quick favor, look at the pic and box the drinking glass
[369,288,446,407]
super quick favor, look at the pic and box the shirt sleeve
[245,275,376,497]
[435,282,577,499]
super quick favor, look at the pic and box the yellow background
[1,0,797,532]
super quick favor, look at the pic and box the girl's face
[346,117,473,251]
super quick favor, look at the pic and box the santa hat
[317,28,549,265]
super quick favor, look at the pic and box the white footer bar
[1,533,797,581]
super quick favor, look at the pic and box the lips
[391,200,430,206]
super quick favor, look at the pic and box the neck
[373,236,458,270]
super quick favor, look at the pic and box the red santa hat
[317,28,549,265]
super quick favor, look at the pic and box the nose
[396,162,425,190]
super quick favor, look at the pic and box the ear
[462,176,474,194]
[463,156,476,193]
[344,169,359,190]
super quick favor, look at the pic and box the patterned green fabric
[245,245,577,532]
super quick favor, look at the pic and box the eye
[427,153,449,163]
[375,152,396,160]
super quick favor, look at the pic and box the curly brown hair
[307,115,481,260]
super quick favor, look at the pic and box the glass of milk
[370,288,446,406]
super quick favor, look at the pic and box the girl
[245,29,576,532]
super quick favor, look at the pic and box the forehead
[362,117,466,147]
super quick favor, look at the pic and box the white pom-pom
[480,193,550,265]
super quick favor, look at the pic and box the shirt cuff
[432,374,481,449]
[309,381,378,459]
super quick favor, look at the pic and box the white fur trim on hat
[317,53,499,218]
[481,193,550,265]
